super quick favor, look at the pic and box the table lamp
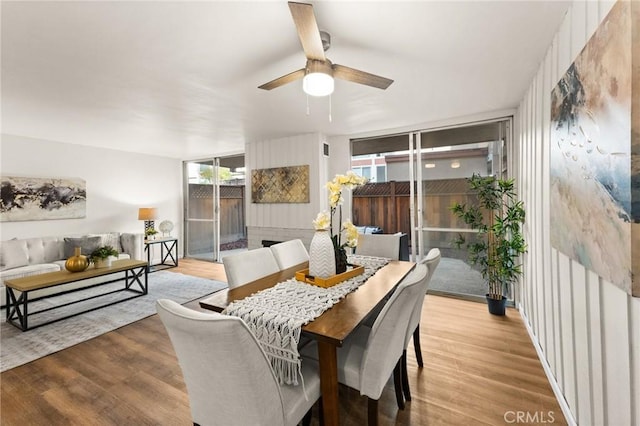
[138,207,158,235]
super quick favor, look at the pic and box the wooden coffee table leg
[317,340,339,426]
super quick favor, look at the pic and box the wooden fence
[185,179,479,253]
[352,181,413,236]
[352,179,479,249]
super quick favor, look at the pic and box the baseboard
[518,303,577,426]
[426,289,486,303]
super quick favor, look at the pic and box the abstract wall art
[0,176,87,222]
[550,0,639,296]
[251,165,310,204]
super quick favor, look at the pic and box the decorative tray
[295,265,364,288]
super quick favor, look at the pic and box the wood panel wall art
[251,165,309,204]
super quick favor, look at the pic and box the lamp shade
[138,208,158,221]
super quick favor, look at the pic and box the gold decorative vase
[65,247,89,272]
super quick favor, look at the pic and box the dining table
[199,259,415,426]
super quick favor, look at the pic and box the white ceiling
[1,1,570,160]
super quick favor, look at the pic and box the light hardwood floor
[0,259,565,425]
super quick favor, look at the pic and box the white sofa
[0,232,144,307]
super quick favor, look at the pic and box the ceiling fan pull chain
[306,94,310,116]
[329,94,332,123]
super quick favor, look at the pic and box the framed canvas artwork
[0,176,87,222]
[549,0,639,296]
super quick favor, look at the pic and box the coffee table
[4,259,148,331]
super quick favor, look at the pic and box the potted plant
[145,228,158,240]
[89,245,119,268]
[325,171,366,273]
[450,174,527,315]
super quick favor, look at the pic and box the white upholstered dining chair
[222,247,280,289]
[400,248,441,402]
[269,239,309,270]
[301,263,428,425]
[156,299,321,426]
[356,233,401,260]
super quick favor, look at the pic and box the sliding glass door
[351,119,511,300]
[184,155,246,262]
[184,159,219,261]
[217,156,246,258]
[410,120,510,299]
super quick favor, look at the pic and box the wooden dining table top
[199,259,416,346]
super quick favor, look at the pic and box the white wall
[0,134,183,255]
[516,1,639,425]
[245,133,328,248]
[327,135,353,218]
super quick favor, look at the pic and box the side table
[144,237,178,272]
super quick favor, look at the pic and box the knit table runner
[223,255,389,385]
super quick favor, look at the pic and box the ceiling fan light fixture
[303,59,334,97]
[303,72,334,97]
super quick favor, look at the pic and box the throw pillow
[64,236,102,259]
[1,239,29,271]
[0,237,18,270]
[88,232,122,253]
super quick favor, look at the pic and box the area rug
[0,271,227,372]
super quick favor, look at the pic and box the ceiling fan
[258,1,394,97]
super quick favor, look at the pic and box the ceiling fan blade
[288,2,325,61]
[258,68,306,90]
[333,64,394,90]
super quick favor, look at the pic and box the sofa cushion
[40,237,66,263]
[64,236,102,259]
[0,263,61,282]
[1,240,30,271]
[0,237,18,269]
[88,232,122,253]
[120,233,141,258]
[22,237,65,265]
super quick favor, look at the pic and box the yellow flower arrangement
[342,219,358,248]
[313,211,331,230]
[327,171,367,209]
[314,171,367,273]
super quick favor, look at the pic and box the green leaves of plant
[449,173,527,297]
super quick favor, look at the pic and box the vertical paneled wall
[245,133,328,248]
[516,1,639,425]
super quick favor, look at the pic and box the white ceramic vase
[309,230,336,278]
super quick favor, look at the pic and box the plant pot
[94,258,112,269]
[335,246,348,274]
[486,294,507,316]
